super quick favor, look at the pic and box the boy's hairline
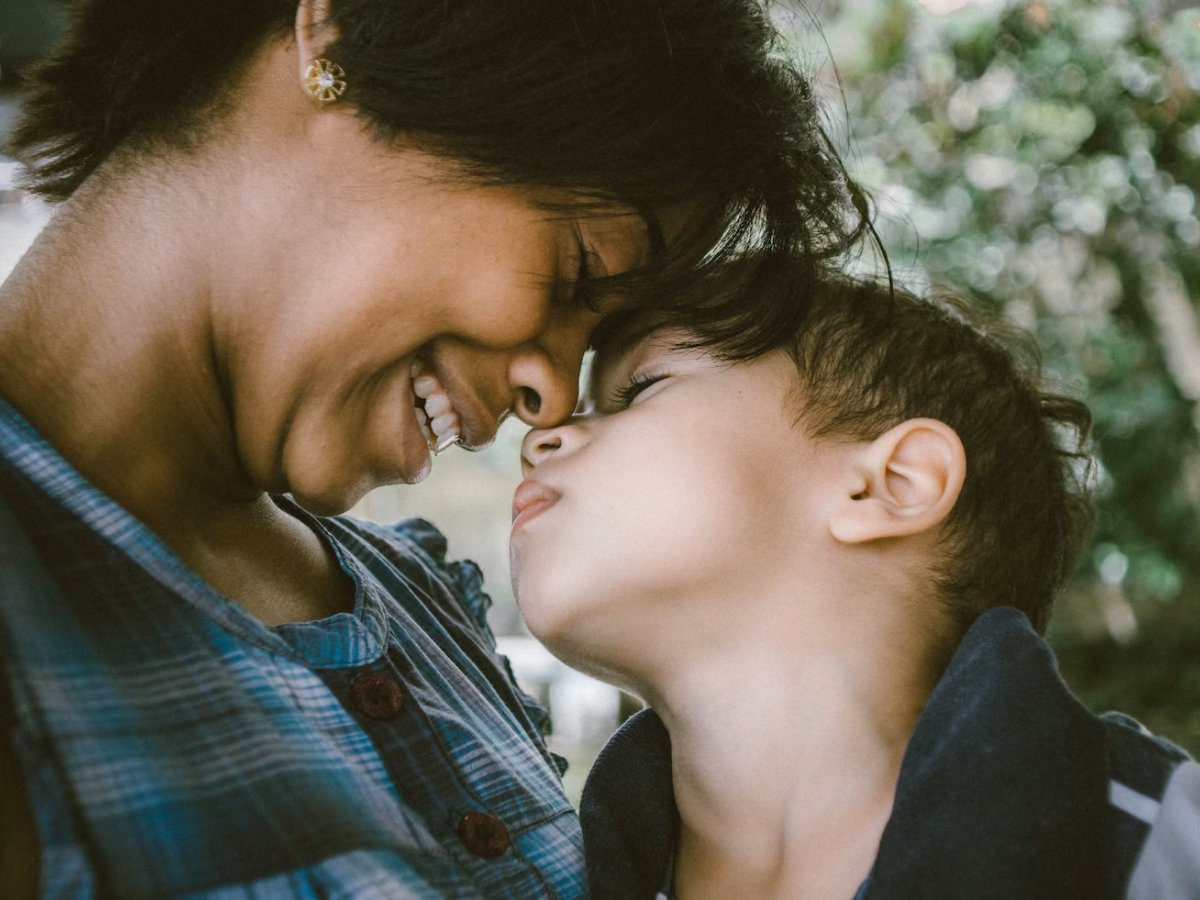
[589,313,959,454]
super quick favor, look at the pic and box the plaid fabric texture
[0,396,583,899]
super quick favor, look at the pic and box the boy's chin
[519,600,640,688]
[512,573,570,638]
[515,598,577,657]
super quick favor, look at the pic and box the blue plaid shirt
[0,396,584,898]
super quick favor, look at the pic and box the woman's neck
[0,183,354,624]
[647,602,946,899]
[0,155,254,518]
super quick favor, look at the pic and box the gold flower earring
[303,59,347,103]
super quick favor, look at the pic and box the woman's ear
[828,418,966,545]
[295,0,336,78]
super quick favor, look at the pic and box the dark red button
[457,812,510,858]
[350,672,405,720]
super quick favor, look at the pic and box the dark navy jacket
[581,607,1200,899]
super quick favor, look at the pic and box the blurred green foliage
[799,0,1200,751]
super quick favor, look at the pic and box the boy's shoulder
[580,607,1200,899]
[883,606,1197,897]
[1102,708,1191,799]
[1101,709,1191,767]
[1100,710,1200,899]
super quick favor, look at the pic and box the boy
[509,269,1200,899]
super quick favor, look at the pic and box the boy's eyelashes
[607,370,670,410]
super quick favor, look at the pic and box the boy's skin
[511,323,969,899]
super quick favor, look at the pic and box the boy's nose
[520,427,565,476]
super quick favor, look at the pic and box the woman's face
[212,123,651,514]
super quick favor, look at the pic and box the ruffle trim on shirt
[386,518,557,751]
[389,518,493,638]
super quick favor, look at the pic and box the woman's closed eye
[608,370,670,410]
[570,231,605,312]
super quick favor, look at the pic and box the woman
[0,0,860,895]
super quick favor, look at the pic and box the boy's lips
[511,479,561,531]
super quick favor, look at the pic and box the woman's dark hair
[8,0,869,337]
[706,267,1093,635]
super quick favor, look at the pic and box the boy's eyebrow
[589,313,667,389]
[590,307,667,360]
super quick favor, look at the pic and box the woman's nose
[508,310,598,427]
[509,352,578,428]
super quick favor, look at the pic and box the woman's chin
[284,472,375,518]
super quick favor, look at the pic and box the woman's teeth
[411,361,461,454]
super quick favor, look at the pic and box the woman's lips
[411,360,461,453]
[511,480,561,531]
[410,355,500,453]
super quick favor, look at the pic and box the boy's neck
[647,590,949,900]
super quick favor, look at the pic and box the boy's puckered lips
[512,480,561,531]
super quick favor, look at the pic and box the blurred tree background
[798,0,1200,752]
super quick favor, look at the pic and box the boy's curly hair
[783,276,1093,634]
[667,261,1093,635]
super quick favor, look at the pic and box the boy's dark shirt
[581,606,1199,899]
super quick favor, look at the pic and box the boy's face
[510,324,845,674]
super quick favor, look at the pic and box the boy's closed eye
[588,325,697,415]
[607,370,671,411]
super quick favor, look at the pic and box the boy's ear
[828,418,966,545]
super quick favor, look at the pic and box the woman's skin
[513,328,965,898]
